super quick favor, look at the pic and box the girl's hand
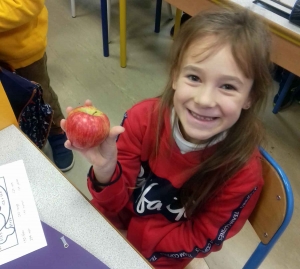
[60,100,125,183]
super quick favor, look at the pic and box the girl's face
[172,38,253,144]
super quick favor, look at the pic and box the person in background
[0,1,74,172]
[62,7,273,269]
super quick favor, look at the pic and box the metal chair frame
[243,147,294,268]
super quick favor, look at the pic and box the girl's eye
[221,84,236,90]
[187,75,200,82]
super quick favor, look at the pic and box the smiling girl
[62,7,273,269]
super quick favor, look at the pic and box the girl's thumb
[106,126,125,145]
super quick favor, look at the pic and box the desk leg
[273,72,295,114]
[101,0,109,57]
[174,8,182,39]
[120,0,127,68]
[155,0,162,33]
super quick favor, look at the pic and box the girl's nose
[194,85,216,107]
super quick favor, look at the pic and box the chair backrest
[0,81,18,130]
[243,147,294,269]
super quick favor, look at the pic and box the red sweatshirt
[87,98,264,269]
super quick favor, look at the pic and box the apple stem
[93,111,97,115]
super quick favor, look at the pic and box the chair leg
[107,0,111,43]
[167,3,173,20]
[100,0,109,57]
[120,0,126,67]
[71,0,76,18]
[173,8,182,39]
[154,0,162,33]
[273,72,295,114]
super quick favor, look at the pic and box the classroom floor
[46,0,300,268]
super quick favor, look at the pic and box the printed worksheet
[278,0,297,8]
[0,160,47,266]
[257,0,297,13]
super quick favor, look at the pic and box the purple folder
[2,222,110,269]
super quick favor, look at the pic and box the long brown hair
[156,7,273,218]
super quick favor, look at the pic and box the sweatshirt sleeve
[0,0,45,32]
[129,155,264,263]
[87,108,145,213]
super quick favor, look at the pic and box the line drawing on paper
[0,176,18,252]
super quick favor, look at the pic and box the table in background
[164,0,300,77]
[0,125,152,269]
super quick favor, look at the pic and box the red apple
[65,106,110,149]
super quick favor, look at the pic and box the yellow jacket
[0,0,48,69]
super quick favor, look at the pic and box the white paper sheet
[0,160,47,266]
[278,0,297,9]
[258,0,296,13]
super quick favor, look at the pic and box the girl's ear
[243,97,252,110]
[172,80,177,90]
[172,69,179,90]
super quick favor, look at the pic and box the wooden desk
[164,0,300,77]
[0,82,18,130]
[0,125,152,269]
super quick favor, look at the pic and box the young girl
[62,7,272,269]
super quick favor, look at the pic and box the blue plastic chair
[243,148,294,268]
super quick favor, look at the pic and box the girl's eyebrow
[220,75,244,86]
[182,65,201,73]
[182,65,244,86]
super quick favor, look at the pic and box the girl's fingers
[64,139,81,151]
[66,106,73,114]
[84,99,93,106]
[64,139,73,150]
[60,119,66,132]
[105,126,125,146]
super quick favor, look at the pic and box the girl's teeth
[191,111,214,121]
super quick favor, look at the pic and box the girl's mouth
[189,110,217,121]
